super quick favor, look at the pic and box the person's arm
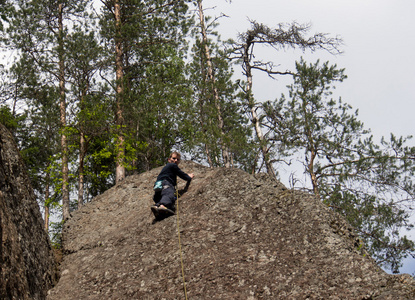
[174,165,194,194]
[174,164,193,182]
[178,173,193,195]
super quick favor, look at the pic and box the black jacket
[156,163,192,187]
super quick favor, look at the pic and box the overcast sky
[202,0,415,274]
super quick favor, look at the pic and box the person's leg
[153,191,161,204]
[158,184,176,210]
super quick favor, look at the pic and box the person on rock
[151,151,194,218]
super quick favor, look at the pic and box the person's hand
[189,173,194,179]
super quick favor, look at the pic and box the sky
[203,0,415,141]
[202,0,415,274]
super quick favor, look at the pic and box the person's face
[168,154,180,165]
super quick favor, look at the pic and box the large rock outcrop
[0,124,58,299]
[48,161,415,299]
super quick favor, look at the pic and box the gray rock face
[0,124,58,299]
[48,161,415,299]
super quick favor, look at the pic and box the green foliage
[264,58,415,272]
[0,105,24,130]
[84,137,115,197]
[98,0,193,172]
[49,218,63,249]
[184,14,251,167]
[0,0,14,33]
[12,63,61,200]
[326,188,414,273]
[0,0,8,31]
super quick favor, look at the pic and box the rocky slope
[48,161,415,299]
[0,124,58,300]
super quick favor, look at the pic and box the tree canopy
[263,58,415,272]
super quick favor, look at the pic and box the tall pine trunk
[197,0,230,168]
[78,132,85,208]
[114,0,125,183]
[44,171,50,232]
[78,80,89,208]
[58,3,70,220]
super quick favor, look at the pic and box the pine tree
[232,21,342,178]
[194,0,230,167]
[6,54,61,232]
[66,25,109,208]
[184,1,251,168]
[264,58,415,272]
[6,0,93,220]
[98,0,192,173]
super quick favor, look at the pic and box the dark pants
[153,180,176,210]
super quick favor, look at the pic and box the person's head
[168,151,181,165]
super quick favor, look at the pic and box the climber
[151,151,194,218]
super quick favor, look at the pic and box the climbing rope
[176,187,188,300]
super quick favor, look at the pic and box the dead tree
[232,20,342,178]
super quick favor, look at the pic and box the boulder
[0,124,57,300]
[48,161,415,299]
